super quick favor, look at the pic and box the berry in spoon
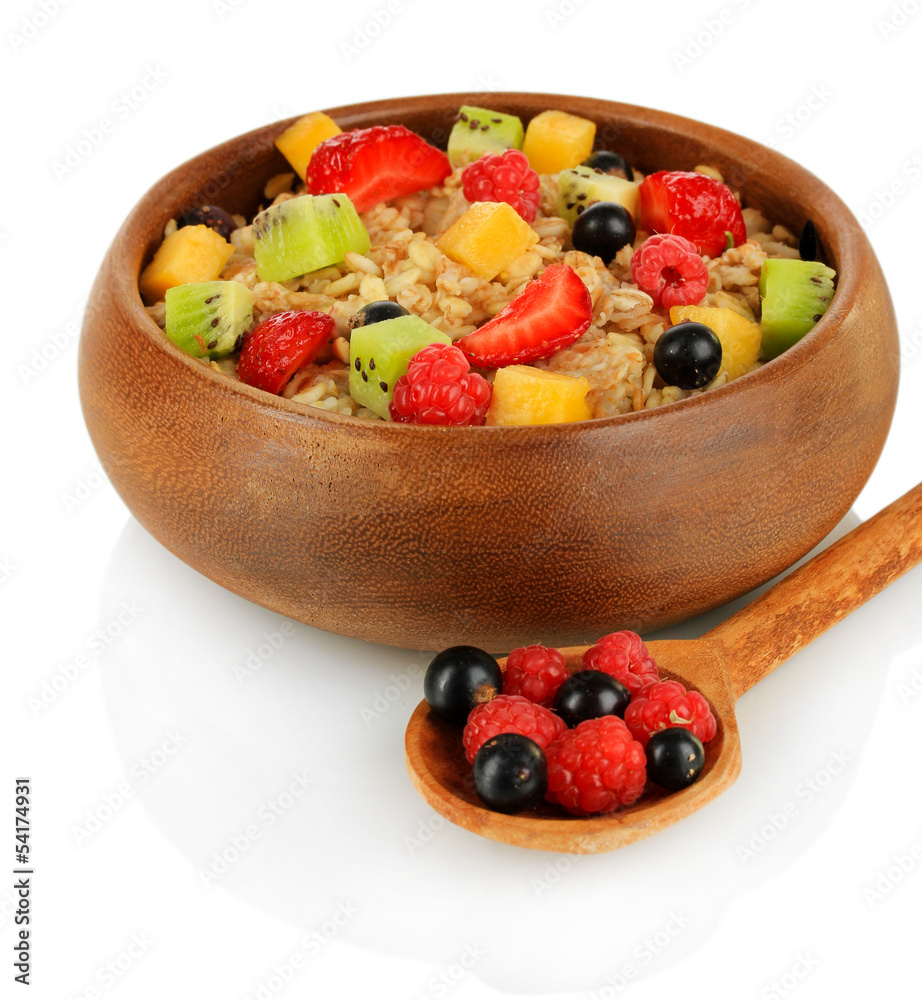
[552,670,631,728]
[645,728,705,791]
[473,734,548,814]
[423,646,502,726]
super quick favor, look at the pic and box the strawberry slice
[639,170,746,258]
[305,125,451,214]
[237,310,335,394]
[455,264,592,369]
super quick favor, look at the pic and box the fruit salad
[141,105,837,427]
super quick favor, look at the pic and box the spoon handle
[703,482,922,698]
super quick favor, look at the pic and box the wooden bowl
[78,92,899,653]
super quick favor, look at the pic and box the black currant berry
[645,728,705,791]
[473,733,548,813]
[552,670,631,729]
[177,204,238,241]
[348,300,410,329]
[582,150,635,182]
[571,202,636,265]
[423,646,502,725]
[653,321,722,390]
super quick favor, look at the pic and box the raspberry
[463,695,567,765]
[630,234,708,309]
[389,343,492,425]
[624,680,717,747]
[545,716,647,816]
[502,645,570,707]
[582,631,659,697]
[461,149,541,222]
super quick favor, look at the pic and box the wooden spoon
[405,483,922,853]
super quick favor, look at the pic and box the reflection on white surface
[94,509,919,994]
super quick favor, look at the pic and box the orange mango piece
[139,225,234,303]
[437,202,538,281]
[275,112,342,180]
[485,365,592,426]
[522,109,596,174]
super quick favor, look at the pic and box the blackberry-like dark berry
[571,202,636,265]
[645,728,705,790]
[473,733,548,813]
[582,150,635,182]
[423,645,502,725]
[653,320,722,390]
[177,205,238,241]
[552,669,631,729]
[349,300,410,329]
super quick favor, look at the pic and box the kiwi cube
[164,280,254,359]
[349,315,452,419]
[253,193,370,284]
[759,258,836,360]
[447,106,525,167]
[556,166,640,228]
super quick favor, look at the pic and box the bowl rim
[106,90,864,436]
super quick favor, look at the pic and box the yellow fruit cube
[522,109,596,174]
[486,365,592,426]
[437,202,539,281]
[669,304,761,382]
[275,111,342,180]
[139,225,234,303]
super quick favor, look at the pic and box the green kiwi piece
[349,315,452,419]
[447,106,525,167]
[253,193,370,284]
[759,258,836,360]
[556,166,640,228]
[164,280,254,359]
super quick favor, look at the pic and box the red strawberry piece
[461,149,541,222]
[389,343,492,426]
[463,694,568,765]
[582,631,659,697]
[624,679,717,747]
[454,263,592,369]
[630,233,709,309]
[237,310,335,394]
[639,170,746,258]
[545,716,647,815]
[502,645,570,708]
[305,125,451,214]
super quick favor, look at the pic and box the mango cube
[437,202,538,281]
[275,111,342,180]
[669,305,761,382]
[485,365,592,426]
[139,225,234,303]
[522,109,596,175]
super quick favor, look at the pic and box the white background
[3,0,922,997]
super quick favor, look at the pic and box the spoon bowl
[406,484,922,852]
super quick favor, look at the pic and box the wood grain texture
[78,93,900,651]
[405,484,922,852]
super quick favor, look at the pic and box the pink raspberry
[545,716,647,816]
[463,694,568,765]
[461,149,541,222]
[502,645,570,708]
[630,233,709,308]
[582,631,659,697]
[624,680,717,747]
[389,343,492,425]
